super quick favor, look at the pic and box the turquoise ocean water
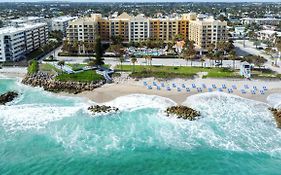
[0,77,281,175]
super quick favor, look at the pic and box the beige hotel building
[66,12,227,51]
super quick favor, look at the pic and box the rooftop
[0,23,47,35]
[52,16,76,22]
[9,16,44,23]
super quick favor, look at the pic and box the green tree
[131,57,137,72]
[0,20,3,28]
[57,60,65,70]
[111,35,123,45]
[229,50,237,69]
[182,41,196,66]
[95,37,104,66]
[119,56,125,71]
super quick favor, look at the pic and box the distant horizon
[1,0,281,3]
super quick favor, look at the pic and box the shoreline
[57,77,281,105]
[1,71,281,105]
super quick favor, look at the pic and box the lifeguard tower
[240,61,251,78]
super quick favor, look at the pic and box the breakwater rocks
[165,105,200,120]
[88,105,119,115]
[269,108,281,128]
[0,91,19,105]
[22,72,105,94]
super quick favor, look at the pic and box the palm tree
[200,55,206,67]
[131,57,137,72]
[87,59,96,67]
[58,60,65,70]
[119,56,125,71]
[145,55,152,66]
[182,47,196,66]
[229,50,237,69]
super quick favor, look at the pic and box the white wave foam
[103,94,176,110]
[163,92,281,155]
[267,93,281,108]
[0,104,83,131]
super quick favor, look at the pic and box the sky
[3,0,281,2]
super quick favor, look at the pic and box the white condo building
[51,16,76,34]
[8,16,46,26]
[0,23,49,62]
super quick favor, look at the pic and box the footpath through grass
[116,65,240,79]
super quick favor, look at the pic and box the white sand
[60,77,281,104]
[0,67,27,78]
[1,68,280,105]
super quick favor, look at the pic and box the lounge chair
[177,87,181,92]
[244,85,249,89]
[212,84,216,89]
[186,88,190,92]
[251,90,256,95]
[182,84,186,88]
[260,90,265,95]
[172,83,177,88]
[197,88,202,92]
[263,86,268,91]
[166,87,171,91]
[227,89,233,93]
[192,83,196,88]
[202,84,207,88]
[208,88,212,92]
[241,89,246,94]
[218,88,223,92]
[222,84,227,89]
[253,86,258,90]
[232,85,237,89]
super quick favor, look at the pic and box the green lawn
[116,65,240,79]
[67,63,87,71]
[55,70,104,82]
[40,63,62,73]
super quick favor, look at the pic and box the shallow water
[0,78,281,175]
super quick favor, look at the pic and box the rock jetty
[88,105,119,115]
[22,72,105,94]
[165,105,200,120]
[0,91,19,105]
[269,108,281,128]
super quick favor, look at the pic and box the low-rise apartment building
[0,23,48,62]
[256,30,281,43]
[241,18,281,26]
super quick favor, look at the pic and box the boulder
[165,105,200,121]
[88,105,119,115]
[0,91,19,105]
[269,108,281,128]
[22,72,105,94]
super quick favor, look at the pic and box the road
[49,47,241,70]
[234,40,281,74]
[45,41,281,74]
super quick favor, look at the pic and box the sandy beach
[1,68,280,105]
[59,75,281,105]
[0,67,27,78]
